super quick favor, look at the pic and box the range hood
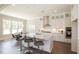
[43,16,51,27]
[44,24,51,27]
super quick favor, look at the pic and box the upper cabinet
[71,5,78,21]
[65,12,71,27]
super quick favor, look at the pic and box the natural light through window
[27,20,35,35]
[3,20,11,34]
[3,19,24,35]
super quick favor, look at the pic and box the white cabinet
[53,33,65,42]
[71,5,78,21]
[65,13,71,27]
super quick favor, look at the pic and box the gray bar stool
[15,34,23,51]
[33,37,44,49]
[24,35,33,54]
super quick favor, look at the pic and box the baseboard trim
[53,41,71,45]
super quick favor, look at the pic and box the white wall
[26,20,36,33]
[35,18,43,33]
[71,20,77,52]
[71,4,78,52]
[77,5,79,53]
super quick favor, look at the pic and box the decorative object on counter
[58,28,64,34]
[52,28,64,34]
[65,27,71,39]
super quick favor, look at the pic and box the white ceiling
[0,4,72,20]
[0,4,9,11]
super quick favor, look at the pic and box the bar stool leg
[25,42,31,54]
[28,42,30,48]
[20,40,22,51]
[38,46,39,49]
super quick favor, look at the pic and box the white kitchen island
[35,33,53,53]
[23,33,53,53]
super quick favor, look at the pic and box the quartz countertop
[25,33,53,41]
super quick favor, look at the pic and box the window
[12,21,24,34]
[3,19,24,35]
[12,21,18,34]
[18,21,23,32]
[3,20,11,34]
[27,20,35,34]
[28,24,35,33]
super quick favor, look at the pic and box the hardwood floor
[0,39,77,54]
[52,41,77,54]
[0,39,50,54]
[0,39,21,54]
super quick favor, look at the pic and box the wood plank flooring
[0,39,77,54]
[0,39,21,54]
[0,39,50,54]
[52,41,77,54]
